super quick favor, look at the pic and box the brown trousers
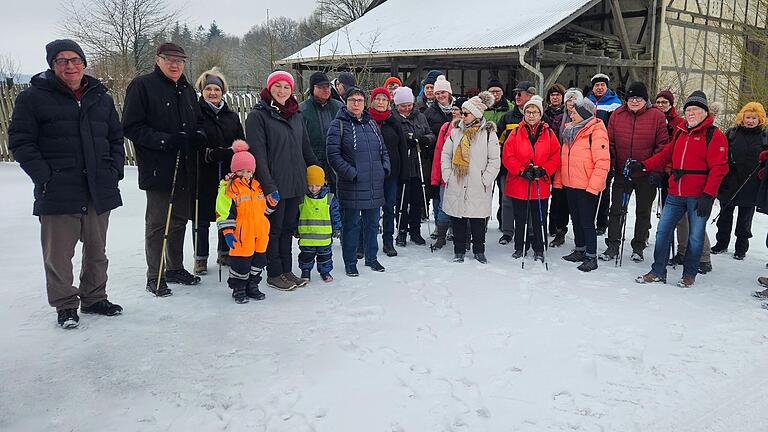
[145,188,190,279]
[676,213,712,262]
[40,207,111,310]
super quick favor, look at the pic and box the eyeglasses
[628,96,645,103]
[159,55,186,65]
[524,111,541,117]
[347,98,365,104]
[53,57,83,66]
[655,99,671,105]
[461,111,472,117]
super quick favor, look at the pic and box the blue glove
[224,233,237,249]
[266,190,281,207]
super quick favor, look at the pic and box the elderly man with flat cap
[300,71,343,192]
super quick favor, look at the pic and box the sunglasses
[461,111,473,117]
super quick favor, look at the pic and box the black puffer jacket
[394,109,435,179]
[196,98,245,222]
[9,70,124,215]
[122,66,202,192]
[246,100,319,198]
[718,126,767,206]
[376,113,409,183]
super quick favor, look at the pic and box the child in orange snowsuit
[216,140,277,303]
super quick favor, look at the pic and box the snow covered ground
[1,162,768,432]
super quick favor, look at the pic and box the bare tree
[59,0,178,86]
[317,0,371,27]
[0,53,23,83]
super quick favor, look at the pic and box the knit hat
[230,140,256,173]
[523,95,544,115]
[574,97,596,120]
[626,81,648,100]
[423,70,443,86]
[546,83,566,100]
[204,75,224,92]
[433,75,452,94]
[195,67,228,93]
[344,86,365,101]
[684,90,709,112]
[513,81,537,95]
[337,72,357,88]
[156,42,187,58]
[46,39,87,68]
[655,90,675,105]
[370,87,391,102]
[453,97,468,108]
[267,70,295,92]
[462,91,494,118]
[309,71,330,88]
[393,86,415,106]
[591,73,610,86]
[487,77,504,91]
[384,76,402,88]
[564,88,584,104]
[307,165,325,185]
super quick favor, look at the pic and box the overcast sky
[1,0,319,74]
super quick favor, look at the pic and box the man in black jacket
[122,42,204,296]
[9,39,124,329]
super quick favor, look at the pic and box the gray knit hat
[684,90,709,112]
[46,39,87,68]
[575,97,596,120]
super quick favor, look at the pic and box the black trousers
[450,217,486,254]
[549,187,569,234]
[595,173,612,229]
[715,203,756,255]
[566,187,599,256]
[265,196,300,277]
[512,198,548,253]
[605,176,657,252]
[228,253,267,289]
[398,177,423,235]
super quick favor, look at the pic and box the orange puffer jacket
[215,176,271,257]
[554,117,610,195]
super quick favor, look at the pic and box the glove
[224,232,237,249]
[648,171,662,186]
[533,166,547,179]
[266,190,281,207]
[627,161,645,175]
[696,193,714,217]
[407,137,419,149]
[760,149,768,163]
[193,130,207,147]
[167,132,188,151]
[206,147,233,162]
[521,166,536,181]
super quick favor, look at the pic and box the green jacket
[299,97,343,173]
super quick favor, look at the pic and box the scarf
[367,107,391,124]
[563,117,590,145]
[207,100,225,114]
[259,87,299,119]
[438,101,453,114]
[453,120,481,179]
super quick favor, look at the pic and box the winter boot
[345,264,360,277]
[453,253,465,263]
[395,231,408,247]
[246,277,266,300]
[194,259,208,275]
[598,244,619,261]
[498,234,512,245]
[577,257,598,272]
[267,274,297,291]
[232,285,249,304]
[635,272,666,284]
[301,269,312,281]
[631,250,644,263]
[284,271,308,287]
[320,273,334,283]
[365,260,386,272]
[165,268,201,285]
[81,299,123,316]
[549,231,565,248]
[698,262,712,274]
[562,249,586,262]
[383,242,398,257]
[710,242,728,254]
[146,278,172,297]
[57,308,80,329]
[432,224,449,250]
[410,231,426,245]
[512,250,525,259]
[474,253,488,264]
[677,275,695,288]
[734,237,749,259]
[533,252,545,263]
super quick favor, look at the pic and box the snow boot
[698,262,712,274]
[345,264,360,277]
[57,308,79,329]
[474,253,488,264]
[165,268,201,285]
[232,286,249,304]
[598,245,619,261]
[267,275,297,291]
[549,232,565,248]
[453,253,465,263]
[193,259,208,275]
[562,250,586,262]
[320,273,334,283]
[636,272,666,284]
[410,231,426,245]
[246,281,266,301]
[710,243,728,254]
[365,260,386,272]
[301,269,311,281]
[431,224,449,250]
[146,278,172,297]
[577,257,598,272]
[498,234,512,245]
[383,242,398,257]
[81,299,123,316]
[677,275,695,288]
[395,231,408,247]
[512,250,524,259]
[631,251,644,263]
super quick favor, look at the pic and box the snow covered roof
[283,0,600,63]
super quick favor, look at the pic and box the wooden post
[609,0,639,82]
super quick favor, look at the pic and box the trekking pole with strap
[521,176,533,269]
[217,160,223,283]
[415,143,433,236]
[615,159,634,267]
[194,150,200,271]
[396,182,407,233]
[534,178,548,271]
[655,187,662,218]
[711,163,761,223]
[157,150,182,292]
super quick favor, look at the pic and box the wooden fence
[0,83,259,164]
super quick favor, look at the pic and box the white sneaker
[631,252,644,263]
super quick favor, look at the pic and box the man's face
[655,97,671,113]
[684,106,708,127]
[515,91,532,108]
[335,81,346,97]
[52,50,85,89]
[424,84,435,100]
[386,82,399,95]
[313,83,331,102]
[435,90,451,106]
[396,103,413,117]
[593,82,607,97]
[489,86,503,104]
[548,92,563,107]
[156,54,185,82]
[627,96,645,113]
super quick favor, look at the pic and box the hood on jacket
[587,88,622,112]
[336,106,372,124]
[31,69,103,96]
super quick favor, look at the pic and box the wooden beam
[538,50,655,68]
[575,9,649,23]
[609,0,639,81]
[543,62,567,92]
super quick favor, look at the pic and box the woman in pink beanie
[244,70,320,291]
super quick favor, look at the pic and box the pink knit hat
[266,70,295,92]
[393,86,414,106]
[230,140,256,173]
[433,75,452,94]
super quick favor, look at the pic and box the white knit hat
[564,88,583,104]
[523,95,544,115]
[433,75,452,94]
[393,86,415,106]
[462,91,495,118]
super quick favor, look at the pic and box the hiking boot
[146,278,172,297]
[395,232,407,247]
[431,224,449,250]
[81,299,123,316]
[635,272,666,284]
[383,243,398,257]
[166,268,201,285]
[267,275,297,291]
[533,252,545,263]
[710,243,728,254]
[284,272,308,287]
[410,232,426,245]
[753,286,768,299]
[512,250,524,259]
[631,251,644,263]
[345,264,360,277]
[232,284,249,304]
[698,262,712,274]
[677,275,695,288]
[301,269,311,281]
[598,245,619,261]
[57,308,80,329]
[453,253,465,263]
[596,226,607,236]
[577,257,598,272]
[549,232,565,248]
[759,277,768,288]
[365,260,386,272]
[498,234,512,245]
[562,250,586,262]
[356,245,364,260]
[668,252,685,266]
[734,252,746,260]
[216,253,230,267]
[193,259,208,275]
[320,273,334,283]
[474,253,488,264]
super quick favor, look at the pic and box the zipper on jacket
[678,133,690,195]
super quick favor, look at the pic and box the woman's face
[346,93,365,117]
[570,109,584,123]
[386,82,399,95]
[655,97,672,113]
[461,109,476,125]
[396,103,413,117]
[549,92,563,107]
[435,90,451,106]
[451,106,461,121]
[524,106,542,126]
[743,112,760,128]
[565,98,575,114]
[269,80,292,104]
[203,84,222,105]
[372,94,389,112]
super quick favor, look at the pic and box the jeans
[342,208,380,266]
[651,195,709,278]
[382,178,399,245]
[565,187,599,256]
[436,186,451,225]
[676,213,711,262]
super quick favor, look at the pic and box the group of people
[9,39,768,329]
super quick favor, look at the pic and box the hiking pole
[416,143,432,236]
[711,163,761,223]
[534,178,548,271]
[217,160,223,283]
[616,160,633,267]
[655,188,662,218]
[396,181,407,234]
[157,150,182,292]
[194,150,200,270]
[521,177,533,269]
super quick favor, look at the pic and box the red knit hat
[230,140,256,173]
[655,89,675,106]
[266,70,294,92]
[370,87,391,102]
[384,76,402,88]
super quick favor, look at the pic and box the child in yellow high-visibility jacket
[216,140,278,303]
[297,165,342,283]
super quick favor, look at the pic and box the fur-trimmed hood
[451,118,497,135]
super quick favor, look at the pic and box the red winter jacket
[643,115,729,197]
[607,104,668,175]
[665,106,686,137]
[431,121,453,186]
[502,121,561,200]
